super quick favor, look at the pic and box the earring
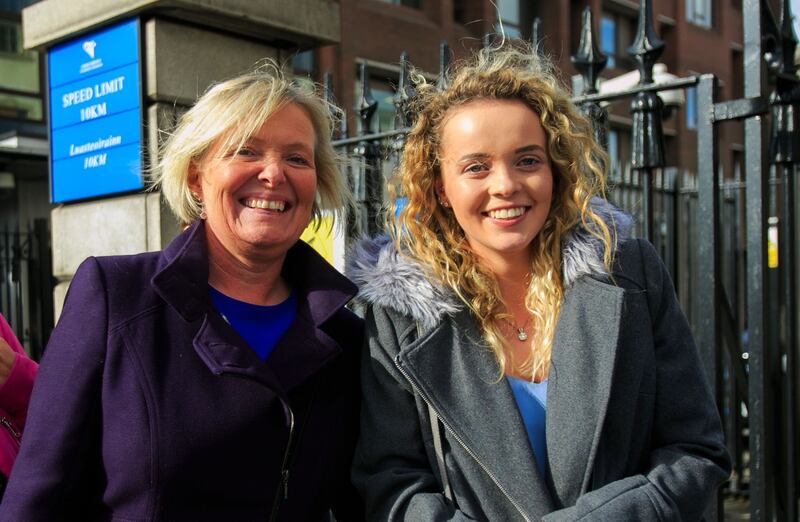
[192,192,207,220]
[439,198,450,208]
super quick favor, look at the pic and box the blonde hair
[154,61,349,226]
[392,44,614,380]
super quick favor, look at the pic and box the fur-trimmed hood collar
[346,199,632,329]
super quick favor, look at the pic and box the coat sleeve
[0,314,38,431]
[0,257,107,521]
[543,240,731,521]
[351,306,476,521]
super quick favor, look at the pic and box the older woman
[1,64,363,521]
[349,46,730,520]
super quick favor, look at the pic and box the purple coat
[0,221,364,521]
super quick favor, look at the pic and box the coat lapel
[151,221,357,397]
[546,276,624,507]
[398,308,555,519]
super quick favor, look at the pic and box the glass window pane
[0,20,40,93]
[0,93,42,120]
[686,0,712,28]
[497,0,520,25]
[686,86,697,129]
[600,15,616,69]
[607,130,619,173]
[494,22,522,38]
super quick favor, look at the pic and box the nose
[257,158,286,187]
[488,164,518,197]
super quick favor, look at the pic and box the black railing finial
[571,7,607,95]
[394,51,415,131]
[356,62,378,136]
[323,71,346,140]
[768,0,800,165]
[322,71,333,105]
[627,0,664,85]
[571,6,609,150]
[437,41,450,92]
[483,33,495,50]
[531,17,544,54]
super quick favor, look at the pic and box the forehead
[248,103,316,145]
[211,102,317,155]
[439,99,546,155]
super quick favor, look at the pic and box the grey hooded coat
[347,211,731,521]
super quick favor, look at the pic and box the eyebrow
[455,144,546,163]
[245,138,314,151]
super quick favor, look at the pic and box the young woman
[349,46,730,521]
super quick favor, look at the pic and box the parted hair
[392,43,615,380]
[154,61,349,226]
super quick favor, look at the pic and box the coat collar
[347,199,631,514]
[151,220,357,394]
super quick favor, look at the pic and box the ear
[433,178,450,206]
[188,161,202,198]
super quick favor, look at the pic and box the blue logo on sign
[48,19,142,203]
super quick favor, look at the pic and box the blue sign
[48,19,142,203]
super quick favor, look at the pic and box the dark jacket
[0,221,364,521]
[348,209,731,521]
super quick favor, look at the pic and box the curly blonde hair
[392,44,615,380]
[154,60,349,227]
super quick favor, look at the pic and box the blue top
[208,286,297,361]
[506,376,548,478]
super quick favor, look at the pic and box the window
[495,0,522,38]
[598,10,637,70]
[374,0,421,7]
[0,19,21,53]
[686,0,712,28]
[600,15,616,69]
[0,18,43,122]
[685,86,697,130]
[291,50,315,78]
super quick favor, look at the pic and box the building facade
[0,0,51,359]
[301,0,749,182]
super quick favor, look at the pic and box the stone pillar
[22,0,340,319]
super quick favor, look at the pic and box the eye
[287,154,314,167]
[463,162,489,175]
[229,146,258,159]
[518,155,543,169]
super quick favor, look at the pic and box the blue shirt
[506,376,548,478]
[208,286,297,361]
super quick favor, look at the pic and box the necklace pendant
[517,328,528,341]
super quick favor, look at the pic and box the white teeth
[488,207,525,219]
[244,199,285,212]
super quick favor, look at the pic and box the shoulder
[69,251,165,327]
[610,238,669,291]
[326,306,365,352]
[346,235,460,331]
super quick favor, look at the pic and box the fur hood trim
[346,198,632,329]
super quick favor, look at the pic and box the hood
[346,198,632,330]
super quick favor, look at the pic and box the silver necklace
[501,316,531,342]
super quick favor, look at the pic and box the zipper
[268,402,295,522]
[394,354,532,522]
[0,417,20,447]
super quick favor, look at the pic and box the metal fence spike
[437,41,450,91]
